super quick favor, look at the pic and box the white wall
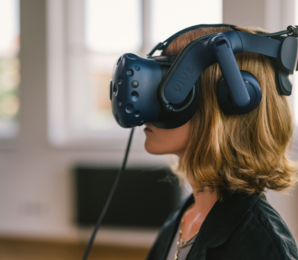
[0,0,297,247]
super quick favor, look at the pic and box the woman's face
[144,121,191,158]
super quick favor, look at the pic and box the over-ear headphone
[207,34,262,115]
[110,24,298,129]
[217,71,262,114]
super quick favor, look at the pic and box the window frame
[47,0,149,149]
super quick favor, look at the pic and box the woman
[144,26,298,260]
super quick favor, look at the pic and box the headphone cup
[217,71,262,114]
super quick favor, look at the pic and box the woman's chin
[144,141,167,155]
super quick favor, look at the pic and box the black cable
[81,128,135,260]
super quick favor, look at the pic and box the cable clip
[287,25,298,37]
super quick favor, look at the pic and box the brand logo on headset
[173,66,194,91]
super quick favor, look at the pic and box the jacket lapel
[186,192,261,259]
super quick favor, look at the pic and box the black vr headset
[110,24,298,129]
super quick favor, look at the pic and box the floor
[0,238,150,260]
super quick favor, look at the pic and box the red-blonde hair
[164,26,298,199]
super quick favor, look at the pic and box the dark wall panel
[74,166,181,228]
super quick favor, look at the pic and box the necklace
[174,205,199,260]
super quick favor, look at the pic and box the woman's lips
[144,124,153,132]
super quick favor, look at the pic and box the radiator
[74,166,181,228]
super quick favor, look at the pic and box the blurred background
[0,0,298,259]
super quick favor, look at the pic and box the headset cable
[82,128,135,260]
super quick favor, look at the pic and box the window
[152,0,222,44]
[0,0,20,138]
[84,0,142,132]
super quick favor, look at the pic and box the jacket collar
[146,192,262,260]
[198,192,261,247]
[188,192,262,259]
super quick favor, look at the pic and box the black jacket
[147,192,298,260]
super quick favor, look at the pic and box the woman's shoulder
[212,194,298,260]
[249,194,298,258]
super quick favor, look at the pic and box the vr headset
[110,24,298,129]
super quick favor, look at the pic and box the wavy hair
[163,26,298,199]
